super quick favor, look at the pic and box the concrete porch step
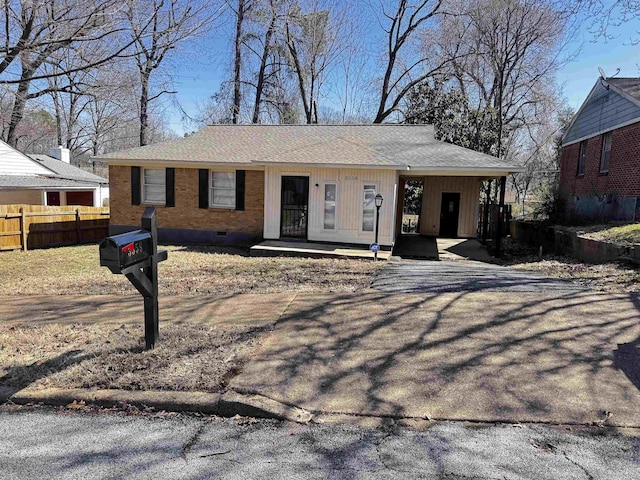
[250,240,391,260]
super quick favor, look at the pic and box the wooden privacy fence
[0,205,109,251]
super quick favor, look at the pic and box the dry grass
[0,244,380,394]
[0,244,383,296]
[498,238,640,294]
[581,223,640,245]
[0,322,268,392]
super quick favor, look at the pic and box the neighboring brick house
[560,77,640,221]
[96,125,523,246]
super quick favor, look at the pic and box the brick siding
[109,165,264,235]
[560,121,640,197]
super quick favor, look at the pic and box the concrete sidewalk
[0,294,294,329]
[2,292,640,427]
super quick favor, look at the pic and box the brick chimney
[49,146,71,163]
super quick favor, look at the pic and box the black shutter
[165,168,175,207]
[131,166,141,205]
[235,170,245,211]
[198,169,209,208]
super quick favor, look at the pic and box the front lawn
[0,322,267,393]
[0,244,383,296]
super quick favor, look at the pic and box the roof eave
[102,158,255,168]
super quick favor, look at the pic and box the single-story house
[560,76,640,221]
[0,141,109,206]
[96,125,523,247]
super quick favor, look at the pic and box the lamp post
[374,193,383,261]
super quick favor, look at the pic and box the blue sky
[558,21,639,110]
[166,9,640,136]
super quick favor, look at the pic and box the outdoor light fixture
[374,194,383,261]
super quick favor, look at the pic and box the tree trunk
[52,91,63,146]
[139,70,150,146]
[285,20,311,124]
[233,0,245,124]
[6,77,30,147]
[252,7,275,124]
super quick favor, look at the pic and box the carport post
[495,176,506,257]
[481,180,491,244]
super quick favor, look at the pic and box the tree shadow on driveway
[230,288,640,427]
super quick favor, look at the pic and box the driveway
[372,259,586,294]
[231,290,640,426]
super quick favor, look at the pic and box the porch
[250,240,392,260]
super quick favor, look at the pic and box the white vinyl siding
[263,166,395,246]
[142,168,165,205]
[323,183,337,230]
[362,184,377,232]
[600,132,612,173]
[0,140,52,175]
[210,171,236,208]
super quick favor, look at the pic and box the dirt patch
[0,322,269,393]
[0,244,382,296]
[497,238,640,294]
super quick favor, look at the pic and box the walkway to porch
[250,240,392,260]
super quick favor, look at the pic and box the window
[577,140,587,175]
[142,168,165,204]
[362,184,376,232]
[210,171,235,208]
[323,184,337,230]
[600,132,612,173]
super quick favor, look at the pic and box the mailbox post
[99,207,167,349]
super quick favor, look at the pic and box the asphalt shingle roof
[95,125,522,172]
[28,154,107,184]
[0,175,104,189]
[607,77,640,102]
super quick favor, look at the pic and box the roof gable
[0,140,54,176]
[563,78,640,145]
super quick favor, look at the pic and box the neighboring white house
[0,141,109,206]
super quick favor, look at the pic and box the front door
[280,176,309,239]
[439,192,460,238]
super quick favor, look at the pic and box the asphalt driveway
[371,259,587,294]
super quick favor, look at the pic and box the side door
[439,192,460,238]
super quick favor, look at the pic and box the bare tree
[282,0,351,124]
[250,0,279,123]
[126,0,220,146]
[0,0,145,146]
[229,0,255,123]
[373,0,450,123]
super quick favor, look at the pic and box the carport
[394,172,514,257]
